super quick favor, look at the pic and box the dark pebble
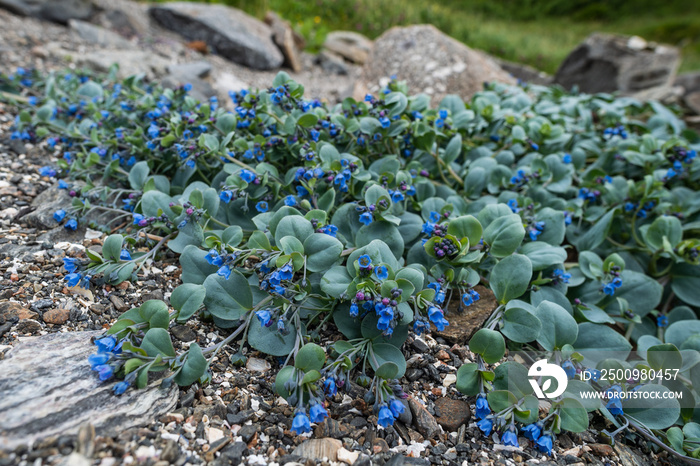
[221,441,248,463]
[239,424,257,443]
[227,409,254,425]
[411,339,429,353]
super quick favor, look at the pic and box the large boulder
[0,0,93,24]
[554,33,680,95]
[149,2,283,70]
[323,31,372,65]
[354,25,515,104]
[0,331,178,450]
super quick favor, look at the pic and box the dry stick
[0,91,29,103]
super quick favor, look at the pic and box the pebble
[43,308,70,324]
[246,357,271,373]
[337,447,359,465]
[442,374,456,387]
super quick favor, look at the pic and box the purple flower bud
[186,208,194,215]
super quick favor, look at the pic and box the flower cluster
[88,335,130,395]
[601,266,622,296]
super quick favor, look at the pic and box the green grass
[149,0,700,74]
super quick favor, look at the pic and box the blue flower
[390,190,405,203]
[477,418,493,436]
[350,303,359,317]
[66,272,82,287]
[220,190,233,203]
[256,201,269,213]
[522,423,541,441]
[120,249,131,261]
[389,398,405,418]
[375,265,388,281]
[88,353,110,369]
[666,168,677,179]
[359,212,373,226]
[561,361,576,379]
[475,395,490,419]
[63,257,79,273]
[217,265,231,280]
[256,310,272,327]
[529,228,541,241]
[657,315,669,328]
[206,250,223,267]
[377,405,395,428]
[501,428,519,447]
[65,219,78,231]
[507,199,520,213]
[421,222,435,235]
[379,117,390,129]
[39,166,57,177]
[428,306,449,331]
[536,434,553,455]
[95,364,114,381]
[53,210,66,222]
[364,94,373,102]
[95,336,116,353]
[309,403,328,423]
[563,153,572,164]
[462,292,474,307]
[239,169,256,183]
[324,377,337,396]
[606,398,623,416]
[284,195,297,206]
[310,129,320,142]
[552,268,571,284]
[112,381,129,395]
[291,411,312,434]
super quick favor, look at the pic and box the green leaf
[469,328,505,364]
[666,427,685,453]
[606,270,663,317]
[297,113,318,128]
[303,233,343,272]
[564,379,601,412]
[671,263,700,307]
[202,271,252,322]
[168,221,204,254]
[490,254,532,304]
[375,362,399,379]
[443,134,462,163]
[492,361,533,399]
[139,300,170,329]
[222,225,244,247]
[534,301,578,351]
[140,328,176,357]
[519,242,567,271]
[623,384,680,429]
[321,266,352,299]
[483,213,525,258]
[643,215,683,251]
[371,342,407,378]
[274,215,314,245]
[446,215,482,246]
[567,208,617,251]
[76,81,103,99]
[487,390,518,412]
[279,235,304,255]
[333,303,363,339]
[302,369,322,384]
[647,344,682,370]
[665,320,700,349]
[128,161,150,190]
[174,343,208,386]
[456,363,481,395]
[171,283,206,322]
[501,306,542,343]
[180,245,218,284]
[102,234,124,261]
[275,366,295,397]
[514,395,540,424]
[295,343,326,372]
[558,398,589,432]
[248,319,297,356]
[574,322,632,365]
[395,267,425,293]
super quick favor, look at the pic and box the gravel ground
[0,5,684,465]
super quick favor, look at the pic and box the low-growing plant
[3,64,700,461]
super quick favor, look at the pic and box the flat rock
[245,356,271,373]
[168,61,213,79]
[293,438,343,462]
[324,31,372,65]
[77,50,169,80]
[43,308,70,325]
[265,11,303,72]
[69,19,133,49]
[0,331,178,451]
[91,0,150,38]
[434,285,496,344]
[433,397,470,431]
[149,2,283,70]
[408,398,440,439]
[23,186,73,230]
[554,33,680,95]
[0,0,93,24]
[675,71,700,94]
[355,24,515,105]
[316,50,349,75]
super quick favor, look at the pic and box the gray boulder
[69,19,133,49]
[554,33,680,95]
[323,30,372,65]
[162,61,216,101]
[354,24,515,104]
[0,331,178,450]
[77,50,169,79]
[0,0,93,24]
[149,2,283,70]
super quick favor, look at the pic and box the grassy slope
[149,0,700,74]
